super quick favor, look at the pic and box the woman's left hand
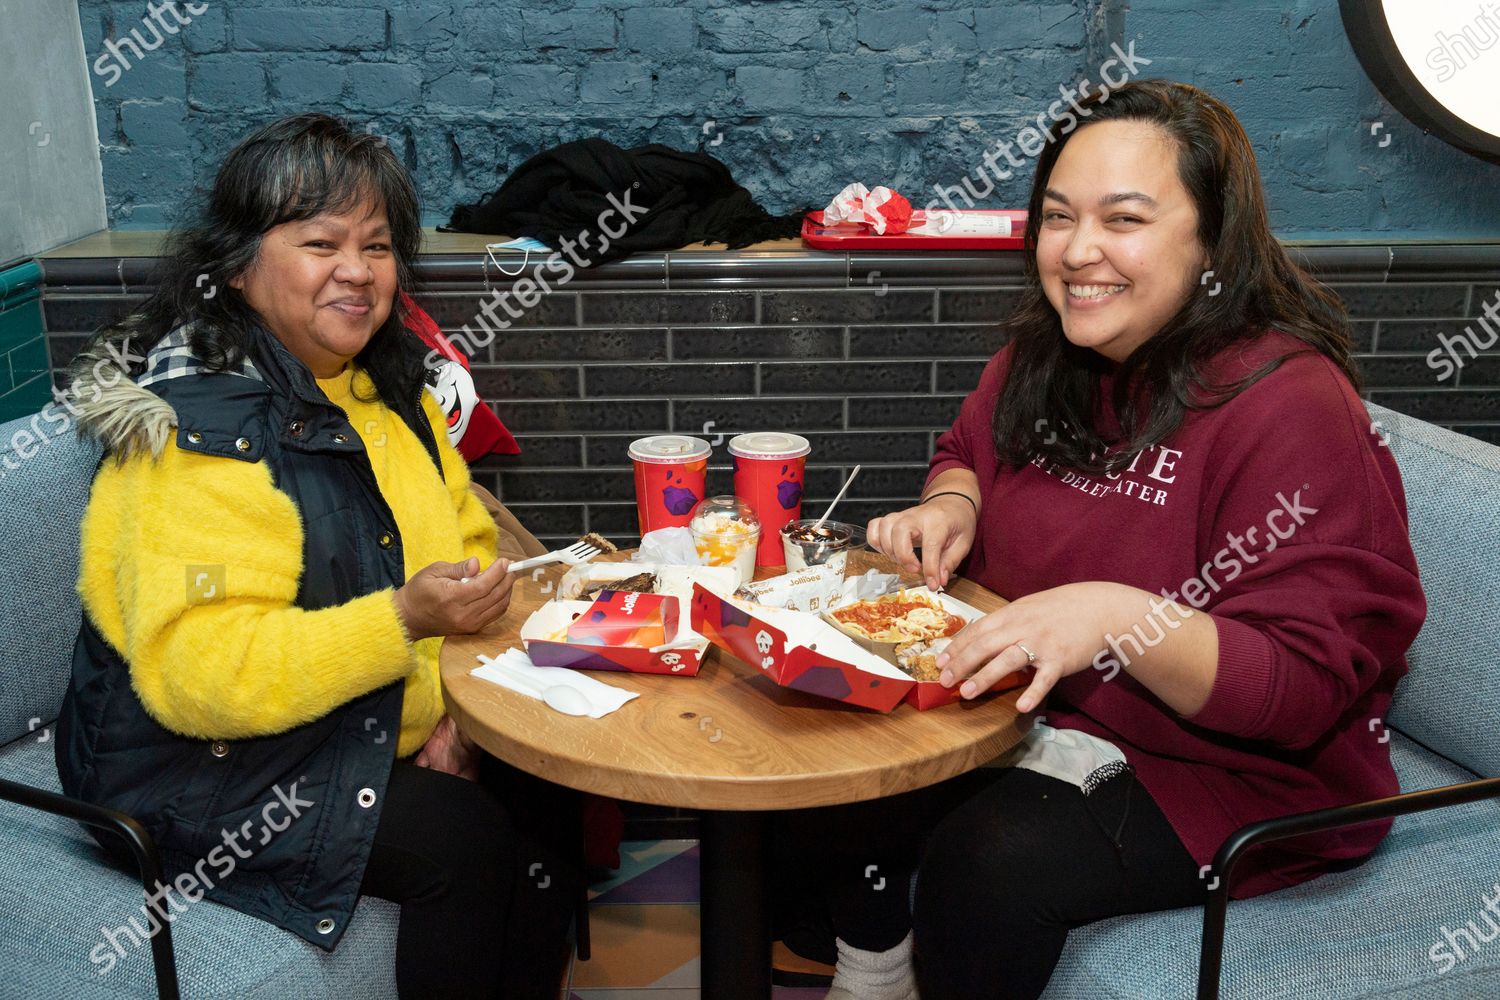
[937,581,1141,712]
[415,715,482,781]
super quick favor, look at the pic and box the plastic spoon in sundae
[812,464,862,532]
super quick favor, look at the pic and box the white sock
[825,930,920,1000]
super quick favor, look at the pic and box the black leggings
[772,766,1203,1000]
[358,754,581,1000]
[913,767,1204,998]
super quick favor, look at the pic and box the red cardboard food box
[903,658,1032,709]
[691,583,1030,710]
[691,583,915,712]
[521,598,707,676]
[567,590,678,648]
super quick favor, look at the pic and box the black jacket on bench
[447,137,807,265]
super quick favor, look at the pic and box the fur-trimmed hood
[68,324,264,460]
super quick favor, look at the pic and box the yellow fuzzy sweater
[77,365,499,758]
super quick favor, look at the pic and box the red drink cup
[728,432,811,567]
[629,436,712,536]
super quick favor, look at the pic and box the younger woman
[802,79,1425,1000]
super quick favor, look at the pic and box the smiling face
[424,358,477,443]
[229,196,397,378]
[1035,120,1207,363]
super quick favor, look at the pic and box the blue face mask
[484,237,549,273]
[488,236,551,253]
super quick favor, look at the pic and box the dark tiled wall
[40,248,1500,552]
[0,262,52,424]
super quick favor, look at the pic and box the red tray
[801,208,1028,251]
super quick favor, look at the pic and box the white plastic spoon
[813,464,862,531]
[542,685,592,717]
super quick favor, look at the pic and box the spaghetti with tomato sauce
[830,593,968,644]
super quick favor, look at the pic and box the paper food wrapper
[822,182,914,235]
[521,600,709,676]
[840,568,906,604]
[736,564,843,613]
[735,565,904,614]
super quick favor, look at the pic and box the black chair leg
[575,881,592,961]
[576,803,592,962]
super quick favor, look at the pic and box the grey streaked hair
[74,112,427,414]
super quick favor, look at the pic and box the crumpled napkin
[634,526,706,566]
[471,648,638,718]
[822,182,914,235]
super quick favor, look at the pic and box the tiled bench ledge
[35,232,1500,550]
[36,230,1500,290]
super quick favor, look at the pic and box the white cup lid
[628,435,712,464]
[727,432,811,460]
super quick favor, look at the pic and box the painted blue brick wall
[79,0,1500,237]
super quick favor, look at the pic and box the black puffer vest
[55,323,442,949]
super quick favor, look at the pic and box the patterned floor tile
[572,838,831,997]
[589,839,698,901]
[591,843,700,905]
[570,903,700,988]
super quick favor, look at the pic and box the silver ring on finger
[1014,642,1037,665]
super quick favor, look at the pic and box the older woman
[778,80,1426,1000]
[54,114,575,999]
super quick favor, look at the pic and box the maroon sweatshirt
[929,330,1426,898]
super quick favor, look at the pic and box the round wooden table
[440,550,1032,999]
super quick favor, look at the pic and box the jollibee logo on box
[567,591,680,648]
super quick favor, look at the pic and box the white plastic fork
[509,539,605,573]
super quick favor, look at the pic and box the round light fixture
[1340,0,1500,163]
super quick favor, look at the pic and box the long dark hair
[80,113,426,408]
[993,79,1359,473]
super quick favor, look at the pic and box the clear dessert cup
[779,519,861,575]
[689,495,761,587]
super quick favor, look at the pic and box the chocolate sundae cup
[779,519,859,574]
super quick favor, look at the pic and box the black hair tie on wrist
[920,490,977,513]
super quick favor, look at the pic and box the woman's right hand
[867,497,977,591]
[392,556,514,641]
